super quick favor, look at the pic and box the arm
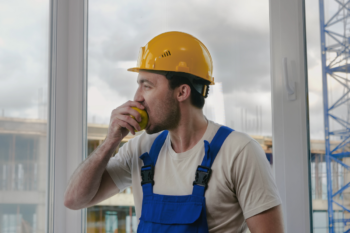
[63,139,120,210]
[246,205,284,233]
[231,139,283,232]
[64,101,145,210]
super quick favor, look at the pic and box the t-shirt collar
[166,120,214,160]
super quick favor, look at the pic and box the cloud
[87,0,274,135]
[88,0,271,93]
[2,0,338,140]
[0,0,49,119]
[88,84,129,124]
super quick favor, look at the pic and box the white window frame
[47,0,88,232]
[47,0,312,232]
[270,0,312,232]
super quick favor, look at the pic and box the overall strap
[139,130,169,195]
[201,126,234,168]
[149,130,169,165]
[192,126,234,197]
[140,130,168,166]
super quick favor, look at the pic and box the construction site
[0,116,344,232]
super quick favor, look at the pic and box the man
[64,31,284,232]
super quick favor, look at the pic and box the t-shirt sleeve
[106,140,133,192]
[233,139,281,219]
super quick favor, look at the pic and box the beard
[146,91,181,134]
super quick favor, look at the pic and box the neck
[169,106,208,153]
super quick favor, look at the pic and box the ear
[176,84,191,103]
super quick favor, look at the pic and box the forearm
[64,100,144,210]
[64,138,120,210]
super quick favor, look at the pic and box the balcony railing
[0,161,38,191]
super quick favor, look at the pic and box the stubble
[146,91,181,134]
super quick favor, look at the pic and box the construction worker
[64,31,284,232]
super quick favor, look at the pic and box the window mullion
[269,0,312,232]
[47,0,88,232]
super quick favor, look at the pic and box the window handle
[283,57,296,101]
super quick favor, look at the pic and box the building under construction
[0,116,345,233]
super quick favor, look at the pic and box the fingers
[117,119,136,135]
[109,101,145,137]
[118,101,144,122]
[113,106,141,124]
[128,107,142,122]
[118,114,141,132]
[128,100,145,110]
[121,100,145,111]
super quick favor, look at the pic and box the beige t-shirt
[106,120,281,233]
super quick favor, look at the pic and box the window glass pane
[0,0,49,232]
[306,0,350,231]
[88,0,271,232]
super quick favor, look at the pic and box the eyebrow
[137,78,155,86]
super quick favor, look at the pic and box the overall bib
[137,126,234,233]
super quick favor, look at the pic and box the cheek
[145,89,171,114]
[146,98,163,120]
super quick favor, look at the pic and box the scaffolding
[320,0,350,232]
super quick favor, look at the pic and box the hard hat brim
[127,67,140,72]
[127,67,215,85]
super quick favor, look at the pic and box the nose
[134,86,144,103]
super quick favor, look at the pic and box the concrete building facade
[0,117,347,232]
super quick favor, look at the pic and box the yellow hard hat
[127,31,215,86]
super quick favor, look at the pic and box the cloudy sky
[0,0,346,140]
[0,0,49,119]
[87,0,272,135]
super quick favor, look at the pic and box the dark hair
[166,73,206,109]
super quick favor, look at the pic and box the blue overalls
[137,126,234,233]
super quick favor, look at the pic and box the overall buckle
[193,165,212,189]
[141,165,155,186]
